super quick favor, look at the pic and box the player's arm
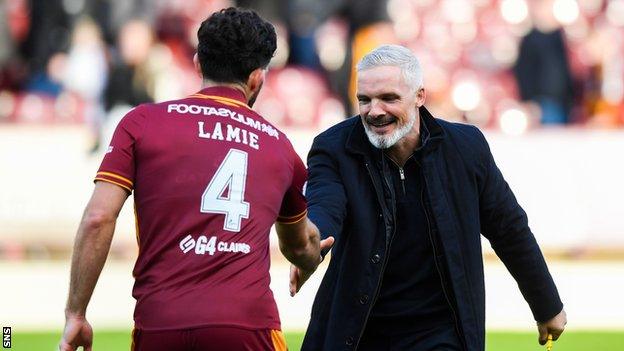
[276,217,321,272]
[276,218,335,297]
[60,181,128,351]
[277,139,336,295]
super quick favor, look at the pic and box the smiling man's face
[356,65,424,149]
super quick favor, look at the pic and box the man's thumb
[321,236,335,250]
[537,324,548,345]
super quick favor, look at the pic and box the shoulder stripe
[96,171,133,187]
[277,209,308,220]
[276,210,307,224]
[94,177,133,192]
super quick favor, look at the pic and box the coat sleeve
[306,135,348,256]
[475,128,563,323]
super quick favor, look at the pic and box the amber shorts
[132,326,287,351]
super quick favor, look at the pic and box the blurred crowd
[0,0,623,148]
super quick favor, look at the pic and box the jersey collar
[192,86,249,109]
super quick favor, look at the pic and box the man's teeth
[373,121,392,126]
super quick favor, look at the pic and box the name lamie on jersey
[198,121,259,150]
[168,103,279,151]
[180,234,251,256]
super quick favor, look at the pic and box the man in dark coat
[513,0,575,125]
[290,45,566,350]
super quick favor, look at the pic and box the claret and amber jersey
[95,87,307,331]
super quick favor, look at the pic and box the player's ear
[247,67,266,93]
[193,53,202,78]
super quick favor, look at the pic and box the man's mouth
[366,116,396,129]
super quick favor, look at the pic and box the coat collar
[345,106,445,156]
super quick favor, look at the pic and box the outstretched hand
[289,236,335,296]
[537,308,566,346]
[59,315,93,351]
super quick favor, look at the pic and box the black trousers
[357,322,463,351]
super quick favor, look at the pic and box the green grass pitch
[9,330,624,350]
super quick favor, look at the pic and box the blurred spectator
[0,0,17,91]
[84,0,156,45]
[581,19,624,127]
[242,0,395,115]
[104,19,153,112]
[513,0,574,125]
[0,1,13,67]
[328,0,396,114]
[20,0,71,94]
[1,0,623,130]
[237,0,327,69]
[101,19,155,152]
[64,17,108,152]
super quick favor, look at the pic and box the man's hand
[59,315,93,351]
[537,308,567,345]
[289,236,334,296]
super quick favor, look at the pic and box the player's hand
[537,308,566,345]
[59,314,93,351]
[289,236,334,296]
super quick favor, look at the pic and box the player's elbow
[81,208,117,231]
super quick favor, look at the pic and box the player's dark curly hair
[197,7,276,83]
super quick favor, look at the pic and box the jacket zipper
[398,167,406,195]
[421,175,466,351]
[354,162,396,350]
[385,155,406,196]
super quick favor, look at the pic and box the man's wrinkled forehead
[357,66,409,93]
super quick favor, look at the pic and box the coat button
[370,254,380,264]
[346,336,354,346]
[378,212,383,218]
[359,294,369,304]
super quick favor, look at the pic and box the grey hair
[356,44,424,90]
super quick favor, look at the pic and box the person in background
[103,19,154,114]
[20,0,71,95]
[63,17,108,153]
[513,0,575,125]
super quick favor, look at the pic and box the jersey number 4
[201,149,250,232]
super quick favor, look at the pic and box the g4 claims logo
[179,235,250,256]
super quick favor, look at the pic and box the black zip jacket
[302,107,563,350]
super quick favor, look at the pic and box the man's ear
[193,53,202,78]
[415,88,426,107]
[247,67,266,92]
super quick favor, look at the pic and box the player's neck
[201,80,249,100]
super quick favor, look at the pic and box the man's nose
[369,100,385,118]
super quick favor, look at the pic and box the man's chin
[364,131,394,149]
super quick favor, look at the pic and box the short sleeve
[94,106,146,193]
[276,146,307,224]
